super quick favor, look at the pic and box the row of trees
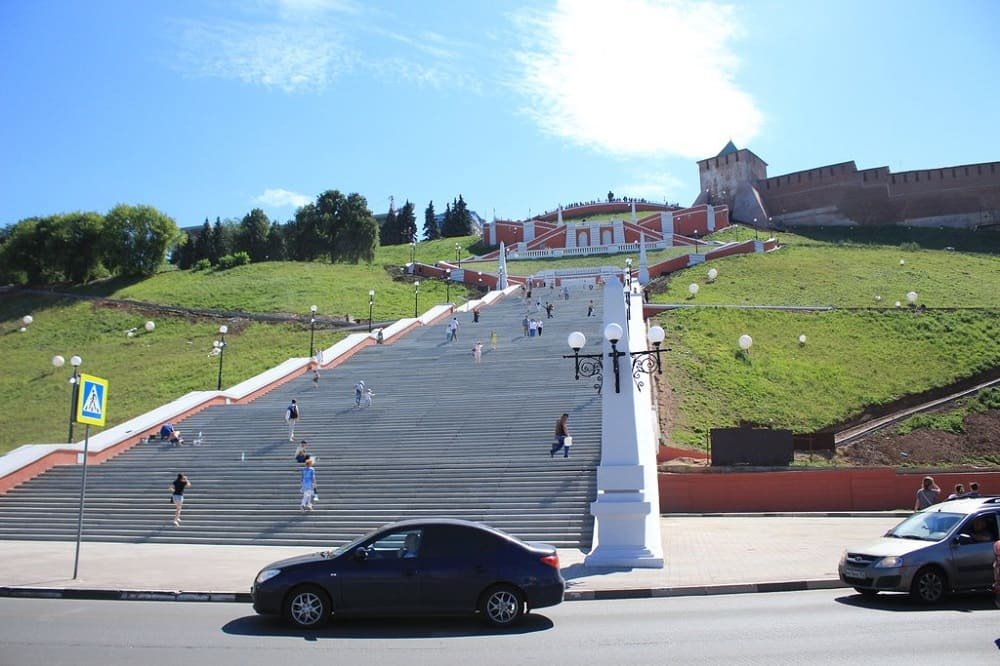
[0,190,479,285]
[0,204,181,285]
[380,195,475,246]
[174,190,379,268]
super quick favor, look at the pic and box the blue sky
[2,0,998,231]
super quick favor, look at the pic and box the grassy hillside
[2,229,999,457]
[70,236,480,317]
[0,296,342,451]
[0,236,480,452]
[651,232,1000,448]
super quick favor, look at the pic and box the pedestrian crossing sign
[75,374,108,427]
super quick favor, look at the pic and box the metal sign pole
[72,424,91,580]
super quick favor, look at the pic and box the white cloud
[511,0,762,159]
[174,18,355,92]
[273,0,360,16]
[172,3,470,93]
[255,188,312,208]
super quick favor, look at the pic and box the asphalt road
[2,590,998,665]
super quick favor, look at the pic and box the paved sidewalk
[0,514,904,602]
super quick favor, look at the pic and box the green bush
[972,387,1000,411]
[897,412,966,435]
[192,258,212,271]
[900,241,921,252]
[216,252,251,270]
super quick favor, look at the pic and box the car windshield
[326,532,374,558]
[888,511,963,541]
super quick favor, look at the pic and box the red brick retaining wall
[659,468,1000,512]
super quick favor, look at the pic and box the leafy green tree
[423,200,440,240]
[315,189,347,259]
[380,202,400,245]
[398,200,418,245]
[195,219,212,263]
[266,221,286,261]
[174,231,196,269]
[0,212,105,284]
[339,192,378,264]
[210,217,228,263]
[291,204,327,261]
[237,208,270,262]
[58,211,106,283]
[102,204,181,277]
[0,218,50,284]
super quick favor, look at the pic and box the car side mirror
[353,547,369,561]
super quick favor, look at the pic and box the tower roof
[717,140,738,157]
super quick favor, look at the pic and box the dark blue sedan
[252,518,565,628]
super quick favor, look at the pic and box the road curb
[0,580,846,604]
[563,579,846,601]
[0,587,252,603]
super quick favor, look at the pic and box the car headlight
[873,556,903,568]
[255,568,282,584]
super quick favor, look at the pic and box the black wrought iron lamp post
[214,325,228,391]
[308,305,317,358]
[52,354,83,443]
[445,270,452,303]
[368,290,375,332]
[413,280,420,317]
[564,324,668,394]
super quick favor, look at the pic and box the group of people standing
[914,476,983,510]
[522,315,544,337]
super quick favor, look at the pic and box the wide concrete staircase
[0,286,609,548]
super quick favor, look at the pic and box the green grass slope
[651,232,1000,448]
[2,230,998,457]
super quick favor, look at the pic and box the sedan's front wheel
[284,585,331,628]
[479,585,524,627]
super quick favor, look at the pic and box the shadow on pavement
[834,590,998,613]
[222,612,554,638]
[561,562,631,581]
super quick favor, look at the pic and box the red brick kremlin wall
[759,160,1000,227]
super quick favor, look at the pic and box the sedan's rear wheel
[909,567,946,604]
[284,585,330,628]
[479,585,524,627]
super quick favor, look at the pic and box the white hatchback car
[839,496,999,603]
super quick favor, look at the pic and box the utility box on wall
[710,427,794,466]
